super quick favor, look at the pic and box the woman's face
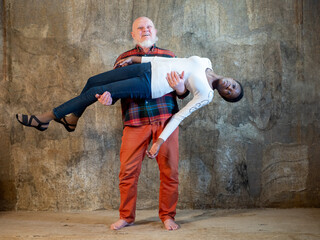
[217,78,241,100]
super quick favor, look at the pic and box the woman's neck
[206,68,222,89]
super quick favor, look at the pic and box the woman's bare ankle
[65,114,79,125]
[36,112,55,123]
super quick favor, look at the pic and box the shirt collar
[135,44,156,53]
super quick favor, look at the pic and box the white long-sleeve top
[141,56,214,141]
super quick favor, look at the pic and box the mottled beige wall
[1,0,319,210]
[1,1,16,210]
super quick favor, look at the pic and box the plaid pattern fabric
[114,45,182,126]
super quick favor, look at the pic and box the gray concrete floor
[0,208,319,240]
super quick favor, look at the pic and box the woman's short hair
[221,80,244,103]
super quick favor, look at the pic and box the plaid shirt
[114,44,188,126]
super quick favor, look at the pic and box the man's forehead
[133,18,154,28]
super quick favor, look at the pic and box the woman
[16,56,243,158]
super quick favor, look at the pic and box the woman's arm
[146,138,164,159]
[145,71,186,159]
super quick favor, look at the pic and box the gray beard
[134,37,159,48]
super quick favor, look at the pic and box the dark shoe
[54,117,76,132]
[16,114,49,131]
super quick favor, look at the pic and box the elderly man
[109,17,187,231]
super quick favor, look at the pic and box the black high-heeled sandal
[16,114,49,132]
[54,117,77,132]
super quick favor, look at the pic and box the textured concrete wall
[1,0,319,211]
[1,1,17,210]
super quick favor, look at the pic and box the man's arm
[166,71,187,96]
[114,56,142,69]
[95,92,113,106]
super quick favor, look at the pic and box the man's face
[131,17,158,47]
[217,78,241,100]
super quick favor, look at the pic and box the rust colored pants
[118,121,179,223]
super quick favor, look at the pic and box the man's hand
[166,71,186,95]
[146,138,164,159]
[95,91,113,106]
[114,56,142,69]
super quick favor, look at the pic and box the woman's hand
[166,71,186,95]
[95,91,113,106]
[146,138,164,159]
[114,56,142,69]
